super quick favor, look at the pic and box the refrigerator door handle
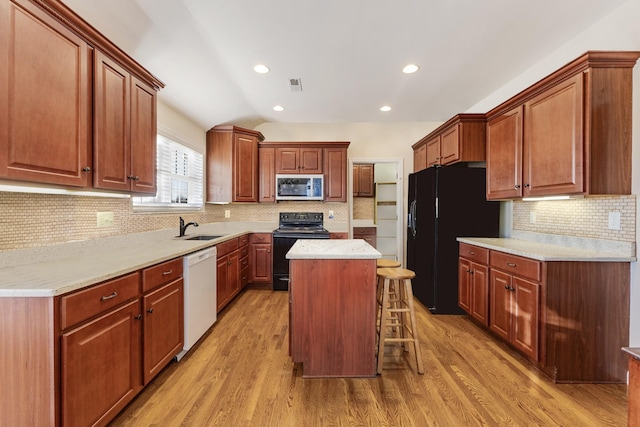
[435,196,439,219]
[410,200,417,237]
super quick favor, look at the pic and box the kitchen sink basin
[183,235,223,241]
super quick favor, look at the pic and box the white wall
[467,0,640,345]
[157,100,207,153]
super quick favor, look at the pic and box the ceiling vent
[289,78,303,92]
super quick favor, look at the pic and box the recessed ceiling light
[402,64,420,74]
[380,106,391,112]
[253,64,270,74]
[273,105,284,112]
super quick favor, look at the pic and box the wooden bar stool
[376,267,424,375]
[376,259,401,306]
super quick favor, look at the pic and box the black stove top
[273,212,329,237]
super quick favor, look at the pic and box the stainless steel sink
[183,235,223,241]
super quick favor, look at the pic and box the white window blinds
[133,134,203,210]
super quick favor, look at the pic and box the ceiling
[61,0,626,130]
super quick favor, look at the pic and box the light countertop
[623,347,640,361]
[457,236,636,262]
[286,239,381,260]
[0,222,277,297]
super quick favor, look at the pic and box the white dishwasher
[176,246,217,361]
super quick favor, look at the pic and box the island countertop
[286,239,381,259]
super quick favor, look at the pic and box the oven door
[273,235,297,290]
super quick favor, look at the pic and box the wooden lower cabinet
[459,243,630,383]
[330,232,348,239]
[489,269,539,360]
[249,233,272,286]
[142,279,184,384]
[61,299,142,427]
[353,226,376,248]
[217,235,249,312]
[0,257,184,427]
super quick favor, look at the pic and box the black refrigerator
[407,166,500,314]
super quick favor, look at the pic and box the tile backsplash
[0,192,347,252]
[512,195,636,242]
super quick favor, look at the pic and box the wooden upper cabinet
[425,135,441,167]
[206,125,264,203]
[94,53,157,194]
[413,144,426,172]
[259,147,276,202]
[324,146,348,202]
[486,51,640,200]
[259,141,350,202]
[275,147,322,174]
[0,0,163,193]
[524,74,583,197]
[0,0,92,186]
[353,163,374,197]
[412,114,487,172]
[486,106,523,199]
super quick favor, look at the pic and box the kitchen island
[287,239,381,377]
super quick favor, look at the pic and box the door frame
[348,158,404,263]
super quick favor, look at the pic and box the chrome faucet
[179,216,199,237]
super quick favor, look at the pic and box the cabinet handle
[267,250,271,253]
[469,251,475,255]
[147,308,154,314]
[507,262,517,267]
[228,260,233,266]
[514,184,521,189]
[82,166,91,172]
[510,286,516,292]
[524,183,530,188]
[135,314,142,320]
[162,269,173,276]
[504,285,510,290]
[100,291,117,301]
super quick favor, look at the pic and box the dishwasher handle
[184,247,217,267]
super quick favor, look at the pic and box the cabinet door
[216,254,229,312]
[487,106,523,199]
[352,164,360,195]
[94,52,131,191]
[142,279,183,384]
[259,147,275,202]
[130,76,157,194]
[275,148,299,174]
[524,73,583,197]
[250,243,272,283]
[469,262,489,326]
[299,148,323,173]
[0,0,91,187]
[512,277,539,360]
[489,269,511,341]
[228,249,241,298]
[61,300,142,427]
[357,164,375,197]
[234,134,258,202]
[458,258,472,313]
[324,147,347,202]
[413,144,427,172]
[440,124,460,165]
[425,136,441,167]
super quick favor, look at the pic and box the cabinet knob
[507,262,517,267]
[147,308,154,314]
[82,166,91,172]
[127,175,134,180]
[504,285,510,290]
[524,183,530,188]
[514,184,521,189]
[135,314,142,320]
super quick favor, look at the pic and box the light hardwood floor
[111,289,627,426]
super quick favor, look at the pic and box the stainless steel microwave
[276,174,324,201]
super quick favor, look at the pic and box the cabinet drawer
[142,258,183,293]
[217,238,239,257]
[240,245,249,259]
[239,234,249,247]
[459,243,489,265]
[353,226,376,235]
[490,251,541,281]
[60,272,140,330]
[250,233,272,244]
[240,255,249,270]
[240,266,250,287]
